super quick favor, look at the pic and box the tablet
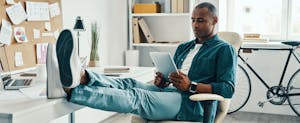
[149,52,178,80]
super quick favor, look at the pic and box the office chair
[131,32,242,123]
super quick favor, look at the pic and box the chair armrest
[189,93,225,102]
[189,94,225,123]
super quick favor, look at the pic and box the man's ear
[213,16,218,25]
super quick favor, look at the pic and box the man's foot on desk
[46,43,67,98]
[56,29,81,88]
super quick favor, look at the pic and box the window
[227,0,300,41]
[289,0,300,40]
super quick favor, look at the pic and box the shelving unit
[127,0,220,66]
[128,0,196,49]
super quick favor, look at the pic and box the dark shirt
[173,34,237,121]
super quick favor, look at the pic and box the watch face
[190,82,197,93]
[191,83,197,91]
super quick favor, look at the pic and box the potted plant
[89,22,100,67]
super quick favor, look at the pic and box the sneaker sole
[56,30,76,87]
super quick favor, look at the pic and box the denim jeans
[69,70,182,120]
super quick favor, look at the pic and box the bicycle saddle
[281,41,300,46]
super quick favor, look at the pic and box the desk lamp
[73,16,86,56]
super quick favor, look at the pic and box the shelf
[132,43,180,47]
[132,13,190,17]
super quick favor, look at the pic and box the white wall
[61,0,128,66]
[238,50,299,116]
[50,1,128,123]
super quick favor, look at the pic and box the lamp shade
[73,16,85,31]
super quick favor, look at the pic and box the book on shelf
[138,18,155,43]
[177,0,184,13]
[104,67,130,73]
[183,0,189,13]
[164,0,171,13]
[171,0,189,13]
[243,38,269,43]
[171,0,178,13]
[244,33,261,39]
[243,33,269,43]
[132,18,141,43]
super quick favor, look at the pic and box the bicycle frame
[237,47,300,95]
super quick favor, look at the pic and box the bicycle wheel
[287,69,300,116]
[228,64,252,114]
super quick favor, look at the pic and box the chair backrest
[217,32,242,53]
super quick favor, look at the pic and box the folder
[164,0,171,13]
[171,0,178,13]
[177,0,184,13]
[183,0,189,13]
[132,18,141,43]
[138,18,154,43]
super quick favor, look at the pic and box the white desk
[241,42,293,49]
[0,66,155,123]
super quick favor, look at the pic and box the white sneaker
[56,29,81,88]
[46,43,67,99]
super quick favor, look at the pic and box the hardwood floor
[223,111,300,123]
[100,111,300,123]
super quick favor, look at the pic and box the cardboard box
[133,4,161,13]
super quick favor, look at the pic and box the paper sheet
[15,52,24,67]
[26,1,50,21]
[33,29,40,39]
[6,2,27,25]
[36,43,48,64]
[14,27,28,43]
[0,90,26,100]
[42,32,53,37]
[49,2,61,18]
[0,19,13,45]
[19,83,46,99]
[45,22,51,31]
[6,0,16,5]
[53,30,59,39]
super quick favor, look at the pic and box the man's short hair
[195,2,217,17]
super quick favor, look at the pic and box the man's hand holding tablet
[150,52,179,87]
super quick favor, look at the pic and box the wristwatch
[189,81,198,93]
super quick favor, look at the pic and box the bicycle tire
[227,64,252,114]
[287,69,300,117]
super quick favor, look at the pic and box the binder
[138,18,154,43]
[132,18,141,43]
[183,0,189,13]
[177,0,184,13]
[171,0,178,13]
[164,0,171,13]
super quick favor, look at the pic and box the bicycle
[228,41,300,117]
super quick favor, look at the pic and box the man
[47,2,236,122]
